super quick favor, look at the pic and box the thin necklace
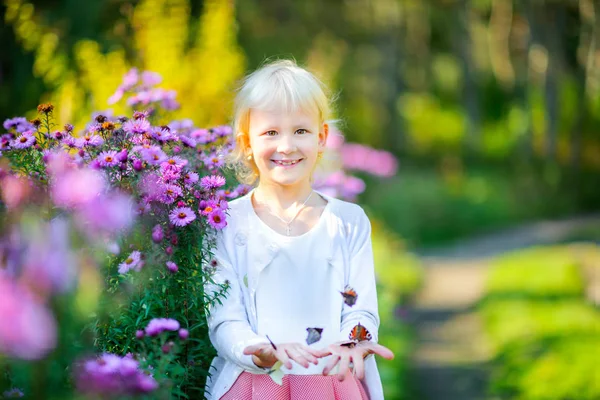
[255,189,314,236]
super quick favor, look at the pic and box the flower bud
[117,149,128,162]
[178,329,189,340]
[133,159,144,171]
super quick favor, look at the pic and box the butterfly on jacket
[340,285,358,307]
[340,322,372,348]
[305,327,324,345]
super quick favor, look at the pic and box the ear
[319,122,329,148]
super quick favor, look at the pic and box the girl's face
[247,108,327,188]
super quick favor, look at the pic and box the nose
[276,134,297,154]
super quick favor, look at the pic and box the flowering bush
[0,68,397,398]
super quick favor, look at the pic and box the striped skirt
[220,370,369,400]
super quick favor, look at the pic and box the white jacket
[203,191,383,400]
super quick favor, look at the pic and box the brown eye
[295,129,308,135]
[265,130,277,136]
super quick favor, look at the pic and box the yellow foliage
[5,0,246,129]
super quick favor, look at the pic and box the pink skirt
[220,370,369,400]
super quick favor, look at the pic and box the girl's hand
[243,342,329,370]
[321,341,394,381]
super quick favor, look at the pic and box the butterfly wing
[305,327,324,345]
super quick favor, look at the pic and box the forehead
[248,108,319,130]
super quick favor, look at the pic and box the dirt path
[404,214,600,400]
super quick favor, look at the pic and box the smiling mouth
[272,159,302,166]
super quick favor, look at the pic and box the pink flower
[207,209,227,230]
[0,276,57,360]
[81,134,104,147]
[183,171,199,187]
[166,261,178,273]
[75,191,135,234]
[160,183,183,204]
[200,175,226,190]
[151,224,164,243]
[123,119,151,135]
[51,167,106,208]
[145,318,180,336]
[0,175,31,209]
[97,151,119,167]
[169,207,196,227]
[10,132,36,149]
[118,251,143,274]
[140,146,167,165]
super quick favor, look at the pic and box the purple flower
[132,159,144,171]
[136,330,145,339]
[116,149,128,162]
[160,183,183,204]
[145,318,180,336]
[162,156,188,168]
[0,276,57,360]
[183,171,199,186]
[166,261,178,273]
[75,353,158,396]
[140,146,167,165]
[178,329,189,340]
[75,191,135,234]
[200,175,226,190]
[160,163,182,182]
[2,388,24,398]
[3,117,28,131]
[169,207,196,227]
[123,118,151,135]
[81,133,104,147]
[151,224,164,243]
[97,151,119,167]
[118,251,143,274]
[10,132,36,149]
[51,167,106,208]
[207,209,227,230]
[150,126,172,142]
[141,71,162,87]
[201,152,225,170]
[62,135,85,149]
[179,135,197,147]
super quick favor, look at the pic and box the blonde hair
[229,59,335,184]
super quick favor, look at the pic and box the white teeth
[273,160,300,166]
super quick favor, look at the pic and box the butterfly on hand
[340,323,372,348]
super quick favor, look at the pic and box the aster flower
[169,207,196,227]
[62,135,85,149]
[162,156,188,168]
[199,199,219,216]
[183,171,199,186]
[97,151,119,167]
[123,118,151,135]
[3,117,27,131]
[200,175,226,190]
[166,261,178,273]
[201,152,225,170]
[81,133,104,147]
[2,388,24,398]
[150,126,172,142]
[118,251,143,274]
[179,135,197,147]
[160,163,182,182]
[207,209,227,230]
[160,183,183,204]
[11,132,36,149]
[140,146,167,165]
[75,352,158,395]
[51,167,106,208]
[151,224,164,243]
[145,318,180,336]
[141,71,162,87]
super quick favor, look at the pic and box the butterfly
[305,327,324,345]
[340,285,358,307]
[340,323,372,348]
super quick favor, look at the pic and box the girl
[204,59,394,400]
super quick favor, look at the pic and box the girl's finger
[286,347,310,368]
[306,346,331,359]
[296,346,319,365]
[322,354,340,376]
[336,353,351,381]
[365,343,395,360]
[276,347,293,370]
[352,350,365,380]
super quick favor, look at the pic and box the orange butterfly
[340,285,357,307]
[340,323,372,347]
